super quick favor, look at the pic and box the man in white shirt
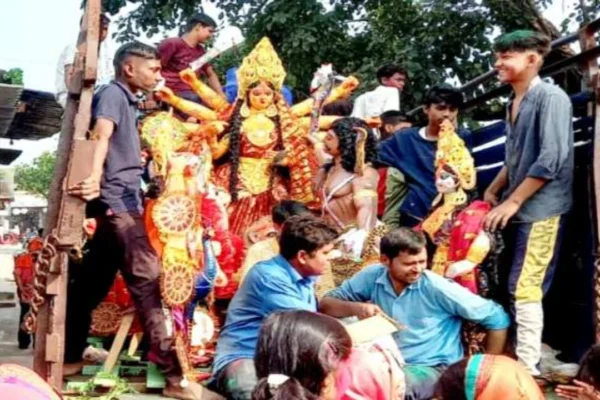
[351,64,407,120]
[55,14,113,108]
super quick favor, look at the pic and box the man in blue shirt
[211,215,339,400]
[484,31,573,376]
[378,86,472,227]
[320,228,509,400]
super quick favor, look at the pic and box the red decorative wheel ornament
[90,302,122,336]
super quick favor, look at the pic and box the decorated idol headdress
[237,37,286,98]
[435,120,476,190]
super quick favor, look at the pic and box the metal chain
[22,234,60,334]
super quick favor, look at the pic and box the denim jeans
[214,358,257,400]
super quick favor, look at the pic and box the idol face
[248,81,275,111]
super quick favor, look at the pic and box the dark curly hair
[328,117,378,173]
[225,81,284,202]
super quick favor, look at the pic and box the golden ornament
[435,120,476,190]
[237,37,286,98]
[153,194,197,235]
[175,332,193,377]
[160,264,195,306]
[242,114,276,147]
[238,157,272,195]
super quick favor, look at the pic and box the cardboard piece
[345,314,404,344]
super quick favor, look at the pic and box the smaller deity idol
[140,111,244,374]
[420,120,503,356]
[315,117,385,284]
[420,120,495,296]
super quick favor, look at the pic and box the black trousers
[64,212,182,384]
[18,302,32,349]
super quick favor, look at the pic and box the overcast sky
[0,0,574,164]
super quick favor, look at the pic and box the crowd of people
[26,9,591,400]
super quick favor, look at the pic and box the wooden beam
[128,332,144,357]
[104,313,135,373]
[406,16,600,116]
[35,0,100,390]
[580,26,600,345]
[462,44,600,111]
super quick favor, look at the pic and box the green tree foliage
[0,68,24,85]
[101,0,599,109]
[14,151,56,199]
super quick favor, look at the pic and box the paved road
[0,281,33,367]
[0,244,33,367]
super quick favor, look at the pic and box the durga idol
[156,38,360,236]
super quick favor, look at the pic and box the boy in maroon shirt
[158,13,224,102]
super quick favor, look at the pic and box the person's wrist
[507,196,523,207]
[486,185,499,195]
[91,170,103,181]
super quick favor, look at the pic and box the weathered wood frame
[579,23,600,345]
[34,0,100,389]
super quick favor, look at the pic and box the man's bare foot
[63,361,84,377]
[163,381,224,400]
[82,345,109,363]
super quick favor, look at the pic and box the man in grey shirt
[484,31,573,376]
[67,42,211,399]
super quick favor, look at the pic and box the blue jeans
[403,365,446,400]
[213,358,257,400]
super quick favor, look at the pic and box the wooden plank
[47,252,69,389]
[594,76,600,345]
[103,313,135,373]
[33,289,51,381]
[83,1,100,85]
[34,0,101,388]
[128,332,144,357]
[56,139,95,246]
[578,26,600,345]
[579,26,599,90]
[46,333,62,363]
[45,270,61,296]
[44,84,77,237]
